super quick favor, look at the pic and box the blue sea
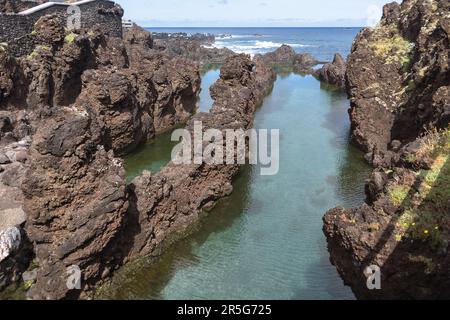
[147,27,361,61]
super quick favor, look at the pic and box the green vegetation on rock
[394,128,450,250]
[64,32,77,44]
[369,34,415,68]
[27,45,51,60]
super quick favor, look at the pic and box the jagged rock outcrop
[22,108,130,300]
[315,53,346,88]
[153,35,236,66]
[324,128,450,299]
[15,54,274,299]
[124,54,276,259]
[254,45,320,74]
[0,14,201,297]
[123,25,154,49]
[324,0,450,300]
[74,69,153,156]
[0,9,275,298]
[345,0,449,165]
[0,132,31,293]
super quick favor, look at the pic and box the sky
[116,0,401,27]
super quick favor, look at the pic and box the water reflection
[100,166,254,300]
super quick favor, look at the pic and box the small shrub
[388,185,410,206]
[64,32,77,44]
[369,34,415,68]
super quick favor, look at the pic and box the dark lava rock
[0,0,39,13]
[23,109,129,300]
[0,15,201,298]
[323,0,450,300]
[0,153,9,164]
[123,24,154,48]
[315,53,346,88]
[346,0,449,161]
[1,48,273,298]
[254,45,319,74]
[153,34,235,66]
[125,54,276,261]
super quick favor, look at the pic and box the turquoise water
[199,68,220,112]
[109,73,371,300]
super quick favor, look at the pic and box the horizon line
[142,26,364,29]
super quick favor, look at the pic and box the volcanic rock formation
[254,44,320,74]
[315,53,347,88]
[21,54,274,299]
[323,0,450,299]
[124,55,275,260]
[0,8,276,298]
[0,14,201,297]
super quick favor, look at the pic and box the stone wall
[0,0,123,57]
[0,14,34,56]
[0,0,41,14]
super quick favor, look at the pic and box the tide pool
[107,73,370,300]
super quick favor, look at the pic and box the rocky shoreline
[254,44,322,74]
[0,16,201,298]
[0,5,276,298]
[314,53,347,89]
[323,0,450,299]
[2,0,448,301]
[152,31,236,67]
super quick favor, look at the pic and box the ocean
[146,27,362,61]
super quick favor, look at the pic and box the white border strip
[18,0,107,16]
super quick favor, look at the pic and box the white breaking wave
[216,34,254,40]
[210,40,315,56]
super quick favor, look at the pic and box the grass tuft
[64,32,77,44]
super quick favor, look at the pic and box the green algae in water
[123,129,179,182]
[114,73,371,300]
